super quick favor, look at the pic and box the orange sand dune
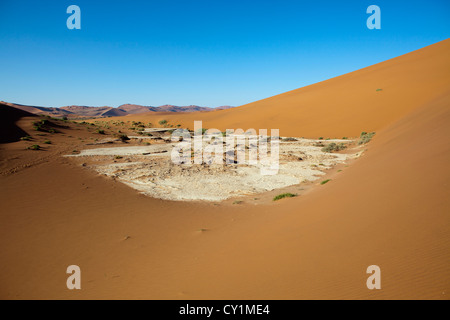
[117,39,450,138]
[0,40,449,299]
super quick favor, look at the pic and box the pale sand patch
[65,144,173,157]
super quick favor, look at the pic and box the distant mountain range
[0,101,234,119]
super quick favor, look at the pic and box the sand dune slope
[0,92,448,299]
[118,39,450,138]
[184,91,450,299]
[0,103,36,143]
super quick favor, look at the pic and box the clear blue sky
[0,0,449,108]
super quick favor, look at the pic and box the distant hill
[0,101,234,119]
[0,101,73,118]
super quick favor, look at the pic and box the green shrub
[273,193,297,201]
[28,144,40,150]
[96,129,105,134]
[43,140,51,144]
[158,120,168,125]
[322,142,347,153]
[358,132,375,145]
[320,179,331,185]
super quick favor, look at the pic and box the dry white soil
[66,134,361,201]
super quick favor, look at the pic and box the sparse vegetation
[158,120,168,126]
[43,140,51,144]
[27,144,41,150]
[20,136,32,141]
[322,142,347,153]
[118,134,130,141]
[114,155,123,159]
[32,120,58,133]
[320,179,331,185]
[232,200,243,205]
[358,131,375,145]
[273,193,297,201]
[96,129,105,134]
[282,137,298,142]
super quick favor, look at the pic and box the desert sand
[0,39,449,299]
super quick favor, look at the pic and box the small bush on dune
[273,193,297,201]
[20,136,32,141]
[27,144,41,150]
[31,120,58,133]
[320,179,331,185]
[96,129,105,134]
[358,132,375,145]
[43,140,51,144]
[159,120,168,126]
[322,142,347,153]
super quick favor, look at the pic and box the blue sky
[0,0,449,108]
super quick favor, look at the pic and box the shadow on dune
[0,103,36,143]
